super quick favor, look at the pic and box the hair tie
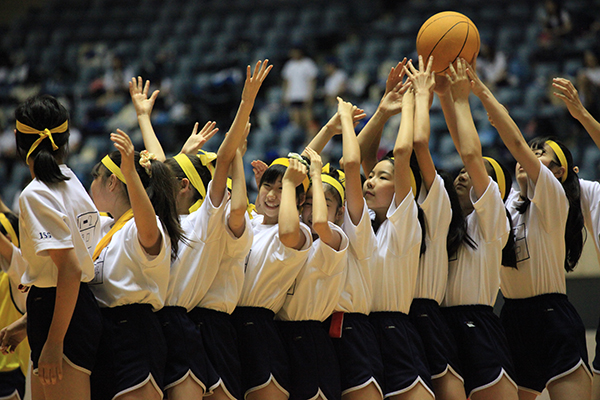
[483,157,506,201]
[101,155,126,184]
[0,213,18,247]
[545,140,568,183]
[139,150,157,177]
[197,149,217,177]
[16,120,68,164]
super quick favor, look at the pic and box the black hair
[164,155,213,204]
[260,164,305,202]
[376,151,427,255]
[437,169,476,257]
[15,95,70,184]
[483,158,518,269]
[516,137,584,272]
[91,151,185,260]
[0,212,19,244]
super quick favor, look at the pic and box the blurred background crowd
[1,0,600,208]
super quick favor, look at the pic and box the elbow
[342,157,360,171]
[279,231,298,248]
[312,220,329,236]
[461,148,482,164]
[413,136,429,151]
[393,145,412,160]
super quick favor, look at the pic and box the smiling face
[363,160,395,218]
[256,176,283,224]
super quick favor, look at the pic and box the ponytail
[15,95,70,184]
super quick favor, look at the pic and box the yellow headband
[321,174,345,203]
[16,120,68,164]
[483,157,506,201]
[174,154,207,213]
[0,213,18,248]
[545,140,568,183]
[268,157,310,192]
[388,157,417,196]
[197,150,217,177]
[101,155,126,184]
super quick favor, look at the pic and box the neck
[262,214,278,225]
[109,202,131,221]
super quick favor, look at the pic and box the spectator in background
[576,49,600,118]
[281,46,319,141]
[477,42,510,89]
[323,57,348,111]
[533,0,572,62]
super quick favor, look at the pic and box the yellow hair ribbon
[321,174,345,203]
[0,213,18,247]
[483,157,506,200]
[545,140,568,183]
[101,155,126,184]
[16,120,68,164]
[197,150,217,177]
[92,209,134,261]
[174,154,207,214]
[268,157,309,192]
[322,163,330,174]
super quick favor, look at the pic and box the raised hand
[385,58,408,95]
[110,129,135,176]
[405,55,435,96]
[464,60,488,98]
[180,121,219,155]
[251,159,268,189]
[242,59,273,103]
[304,147,323,179]
[552,77,587,120]
[324,108,366,135]
[433,74,452,96]
[447,58,471,103]
[129,77,159,117]
[379,79,412,117]
[283,158,308,188]
[337,96,356,118]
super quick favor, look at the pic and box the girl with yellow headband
[15,95,103,400]
[445,58,519,400]
[88,128,183,400]
[552,76,600,400]
[0,211,30,400]
[130,60,270,400]
[463,61,591,400]
[359,80,435,399]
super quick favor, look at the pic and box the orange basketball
[416,11,480,75]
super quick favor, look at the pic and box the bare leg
[389,381,434,400]
[547,365,592,400]
[246,381,288,400]
[592,372,600,400]
[342,382,382,400]
[116,381,161,400]
[471,375,518,400]
[432,372,467,400]
[210,384,233,400]
[166,375,204,400]
[518,389,539,400]
[37,362,90,400]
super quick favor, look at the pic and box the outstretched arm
[279,158,307,250]
[447,59,490,199]
[228,124,250,238]
[338,97,364,224]
[393,85,415,205]
[211,60,273,206]
[434,74,462,156]
[553,77,600,149]
[465,61,541,183]
[179,121,219,156]
[129,77,166,161]
[306,108,366,154]
[407,55,437,191]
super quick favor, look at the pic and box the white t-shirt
[198,210,253,314]
[89,216,170,310]
[579,179,600,263]
[19,165,101,287]
[415,174,452,303]
[324,69,348,97]
[501,163,569,298]
[0,245,28,313]
[277,223,348,321]
[444,178,509,307]
[166,182,229,310]
[237,214,312,312]
[335,200,376,314]
[371,192,422,313]
[282,57,319,102]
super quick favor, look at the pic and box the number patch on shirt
[513,223,530,263]
[38,232,52,239]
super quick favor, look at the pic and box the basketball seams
[424,21,470,71]
[417,13,470,42]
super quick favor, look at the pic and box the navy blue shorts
[594,316,600,374]
[230,307,289,397]
[188,307,242,400]
[0,368,25,399]
[501,293,591,394]
[156,306,218,392]
[27,283,102,374]
[409,298,463,380]
[369,311,433,397]
[442,304,516,397]
[325,313,384,396]
[278,320,340,400]
[91,304,167,400]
